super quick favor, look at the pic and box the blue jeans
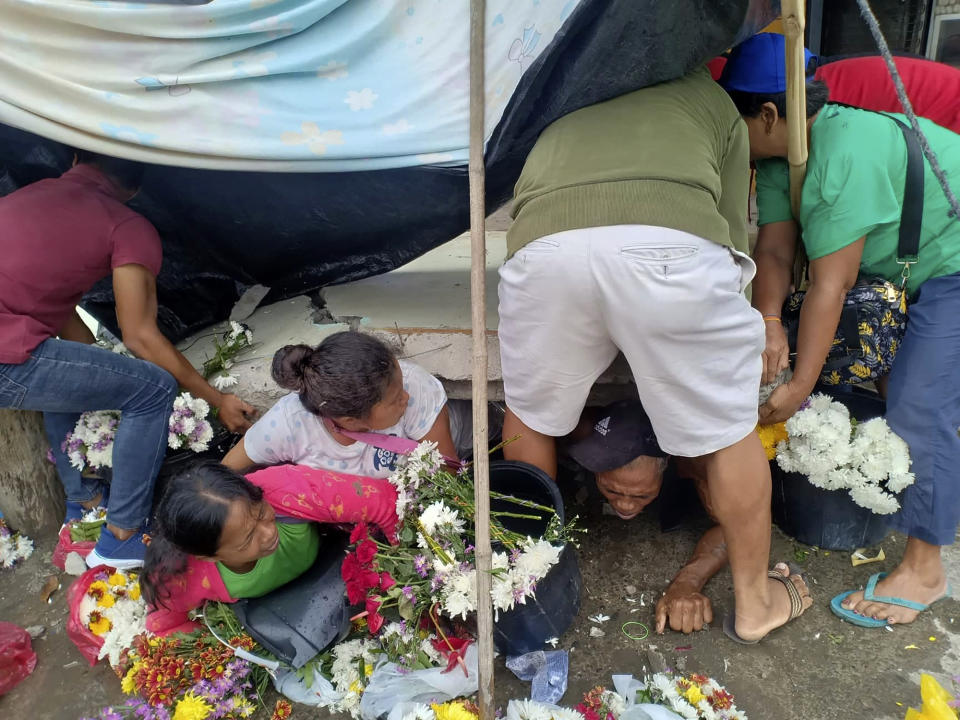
[887,272,960,546]
[0,339,177,530]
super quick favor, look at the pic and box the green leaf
[398,594,415,621]
[400,527,414,544]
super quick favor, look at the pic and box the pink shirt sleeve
[110,215,163,276]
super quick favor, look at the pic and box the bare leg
[700,430,811,642]
[842,537,946,624]
[503,407,558,480]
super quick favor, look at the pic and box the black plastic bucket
[487,460,582,656]
[771,388,891,551]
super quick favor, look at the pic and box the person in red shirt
[0,152,255,568]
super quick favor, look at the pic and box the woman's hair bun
[271,344,313,392]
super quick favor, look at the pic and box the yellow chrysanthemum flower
[172,692,213,720]
[97,592,116,609]
[684,684,705,706]
[348,680,364,696]
[121,664,140,694]
[128,584,142,602]
[232,696,256,718]
[88,612,112,636]
[756,422,788,461]
[108,572,128,587]
[87,580,110,596]
[364,663,374,677]
[431,701,478,720]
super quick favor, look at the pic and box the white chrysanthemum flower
[697,700,721,720]
[420,637,443,664]
[418,501,464,538]
[601,690,627,717]
[849,486,900,514]
[442,588,476,620]
[507,699,552,720]
[514,539,562,580]
[551,709,585,720]
[887,471,915,493]
[212,372,238,391]
[400,704,435,720]
[229,321,245,339]
[14,535,33,561]
[491,576,515,613]
[168,434,183,450]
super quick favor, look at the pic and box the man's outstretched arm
[655,524,728,634]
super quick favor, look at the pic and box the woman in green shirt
[721,34,960,629]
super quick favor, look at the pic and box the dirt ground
[3,466,960,720]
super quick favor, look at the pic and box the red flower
[365,597,385,634]
[356,539,378,566]
[271,698,293,720]
[430,636,474,674]
[361,568,381,592]
[379,572,396,591]
[349,523,369,544]
[574,706,600,720]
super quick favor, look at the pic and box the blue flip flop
[830,572,951,628]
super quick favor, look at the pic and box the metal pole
[468,0,495,717]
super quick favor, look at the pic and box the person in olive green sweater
[497,67,812,644]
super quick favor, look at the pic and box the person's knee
[151,367,178,405]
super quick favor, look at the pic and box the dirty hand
[761,320,791,385]
[656,581,713,634]
[218,394,255,433]
[758,381,806,425]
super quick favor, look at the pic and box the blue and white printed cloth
[0,0,582,171]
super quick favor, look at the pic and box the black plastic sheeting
[0,0,779,340]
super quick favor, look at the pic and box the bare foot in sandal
[729,562,813,643]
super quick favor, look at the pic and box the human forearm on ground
[668,525,728,592]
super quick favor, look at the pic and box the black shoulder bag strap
[820,107,924,365]
[888,115,924,285]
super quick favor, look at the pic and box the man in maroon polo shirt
[0,151,254,568]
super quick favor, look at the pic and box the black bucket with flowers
[771,389,903,551]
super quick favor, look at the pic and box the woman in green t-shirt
[140,460,399,635]
[720,33,960,630]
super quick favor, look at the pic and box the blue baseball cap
[719,32,818,94]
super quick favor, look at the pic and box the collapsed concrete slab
[178,232,636,412]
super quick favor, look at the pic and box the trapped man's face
[595,455,666,520]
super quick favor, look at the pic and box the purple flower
[414,555,429,578]
[46,448,56,464]
[402,586,416,603]
[464,544,475,554]
[430,576,443,592]
[101,709,122,720]
[510,549,521,563]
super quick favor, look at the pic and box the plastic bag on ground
[363,645,479,720]
[0,622,37,695]
[52,525,96,571]
[506,650,568,704]
[66,565,109,666]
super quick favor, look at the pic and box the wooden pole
[468,1,494,718]
[0,409,65,537]
[782,0,808,218]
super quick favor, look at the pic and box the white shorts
[497,225,764,457]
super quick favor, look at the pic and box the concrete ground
[3,476,959,719]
